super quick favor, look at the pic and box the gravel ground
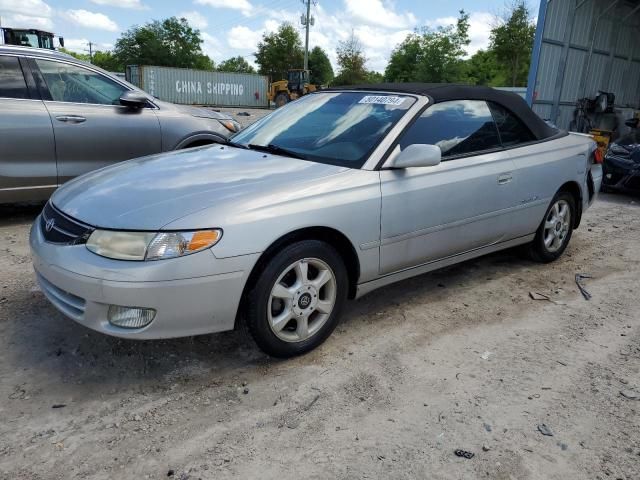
[1,191,640,480]
[214,107,272,128]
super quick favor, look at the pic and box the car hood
[51,146,348,230]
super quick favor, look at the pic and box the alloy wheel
[267,258,337,343]
[543,199,571,253]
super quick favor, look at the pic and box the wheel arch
[558,180,583,229]
[236,226,361,328]
[173,133,226,150]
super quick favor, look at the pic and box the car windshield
[231,91,416,168]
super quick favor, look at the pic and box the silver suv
[0,45,240,203]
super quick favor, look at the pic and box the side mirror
[625,118,639,129]
[119,91,148,109]
[389,144,442,169]
[58,37,65,48]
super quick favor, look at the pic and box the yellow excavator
[268,69,317,108]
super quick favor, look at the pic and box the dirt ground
[215,107,272,128]
[1,192,639,480]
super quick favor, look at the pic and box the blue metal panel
[526,0,549,105]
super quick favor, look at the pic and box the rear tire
[245,240,348,358]
[528,191,576,263]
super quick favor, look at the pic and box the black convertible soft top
[329,83,558,141]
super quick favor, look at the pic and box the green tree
[333,33,368,85]
[384,34,422,82]
[59,48,124,72]
[91,51,124,72]
[460,49,505,86]
[113,17,214,70]
[218,56,255,73]
[255,23,304,80]
[385,10,470,83]
[365,71,384,84]
[307,46,333,85]
[489,1,536,86]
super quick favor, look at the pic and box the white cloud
[0,0,54,30]
[227,25,262,50]
[61,38,114,54]
[179,10,208,29]
[201,32,224,59]
[61,38,90,53]
[195,0,253,17]
[90,0,146,9]
[344,0,417,29]
[63,9,119,32]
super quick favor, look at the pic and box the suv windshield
[232,91,416,168]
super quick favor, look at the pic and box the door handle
[497,173,513,185]
[55,115,86,124]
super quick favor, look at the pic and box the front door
[379,100,518,274]
[32,58,162,185]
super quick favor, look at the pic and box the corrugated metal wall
[528,0,640,129]
[126,65,269,108]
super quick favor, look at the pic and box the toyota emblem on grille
[45,218,55,232]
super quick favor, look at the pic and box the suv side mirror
[119,91,148,109]
[389,144,442,169]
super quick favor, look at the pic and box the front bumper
[602,157,640,192]
[30,219,260,339]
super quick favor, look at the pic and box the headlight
[86,229,222,261]
[218,119,241,133]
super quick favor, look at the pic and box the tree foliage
[60,48,124,72]
[333,33,369,85]
[217,56,255,73]
[255,23,304,80]
[113,17,213,70]
[308,46,333,85]
[385,10,470,83]
[459,49,506,86]
[489,1,536,86]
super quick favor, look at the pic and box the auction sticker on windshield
[358,95,406,106]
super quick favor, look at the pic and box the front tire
[245,240,348,358]
[274,92,290,108]
[528,191,575,263]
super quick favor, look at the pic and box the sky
[0,0,539,73]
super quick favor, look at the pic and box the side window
[399,100,501,158]
[0,56,30,99]
[488,102,535,146]
[34,59,127,105]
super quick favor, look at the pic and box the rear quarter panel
[508,133,596,238]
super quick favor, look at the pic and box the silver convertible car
[30,84,603,357]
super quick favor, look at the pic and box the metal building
[527,0,640,129]
[126,65,269,108]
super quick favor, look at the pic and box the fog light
[108,305,156,329]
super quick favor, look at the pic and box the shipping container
[126,65,269,108]
[527,0,640,129]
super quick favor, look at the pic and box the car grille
[40,202,93,245]
[36,272,86,321]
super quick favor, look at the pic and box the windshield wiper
[247,143,307,160]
